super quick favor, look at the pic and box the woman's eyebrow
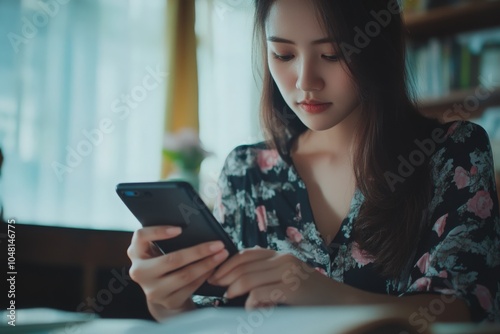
[267,36,335,45]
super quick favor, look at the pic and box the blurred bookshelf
[418,87,500,120]
[404,1,500,40]
[403,0,500,121]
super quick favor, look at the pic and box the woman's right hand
[127,226,229,321]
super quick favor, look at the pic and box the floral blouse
[194,121,500,323]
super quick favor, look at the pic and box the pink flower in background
[470,165,478,175]
[453,167,470,189]
[416,252,431,274]
[255,205,268,232]
[286,226,303,243]
[467,190,494,219]
[432,214,448,237]
[351,242,374,266]
[257,150,279,173]
[163,128,211,171]
[474,285,493,311]
[414,277,431,291]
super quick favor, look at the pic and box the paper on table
[0,308,96,334]
[108,306,429,334]
[29,306,418,334]
[14,306,499,334]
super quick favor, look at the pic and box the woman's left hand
[207,247,337,309]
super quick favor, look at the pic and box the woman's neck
[293,104,363,159]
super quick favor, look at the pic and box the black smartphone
[116,181,238,297]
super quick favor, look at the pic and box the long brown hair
[254,0,440,278]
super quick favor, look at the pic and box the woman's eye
[272,53,294,62]
[323,54,339,62]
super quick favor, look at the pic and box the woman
[127,0,500,323]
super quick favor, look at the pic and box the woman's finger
[129,241,227,284]
[245,283,289,310]
[208,256,279,286]
[224,264,288,299]
[152,270,215,310]
[147,249,229,301]
[211,248,275,280]
[127,226,182,259]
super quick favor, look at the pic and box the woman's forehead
[265,0,327,41]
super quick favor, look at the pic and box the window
[0,0,167,230]
[196,0,263,202]
[1,0,265,230]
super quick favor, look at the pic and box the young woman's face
[266,0,361,132]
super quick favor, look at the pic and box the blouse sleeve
[403,121,500,322]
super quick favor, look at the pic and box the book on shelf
[401,0,490,14]
[407,27,500,100]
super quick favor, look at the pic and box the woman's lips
[298,102,332,114]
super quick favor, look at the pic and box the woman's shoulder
[222,141,288,177]
[427,121,495,186]
[428,120,491,158]
[442,120,490,144]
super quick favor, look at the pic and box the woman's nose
[295,60,324,92]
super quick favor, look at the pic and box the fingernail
[223,291,229,299]
[165,227,182,236]
[213,250,228,262]
[209,241,224,252]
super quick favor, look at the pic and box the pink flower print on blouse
[446,122,460,137]
[286,226,303,243]
[470,165,478,176]
[351,242,374,266]
[414,277,431,291]
[416,252,431,274]
[255,205,268,232]
[293,203,302,222]
[434,287,457,295]
[474,285,493,311]
[257,150,280,173]
[214,191,225,224]
[432,214,448,238]
[438,270,448,278]
[453,166,470,189]
[314,267,327,276]
[467,190,494,219]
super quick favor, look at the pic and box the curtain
[0,0,168,230]
[0,0,265,229]
[161,0,199,179]
[195,0,262,207]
